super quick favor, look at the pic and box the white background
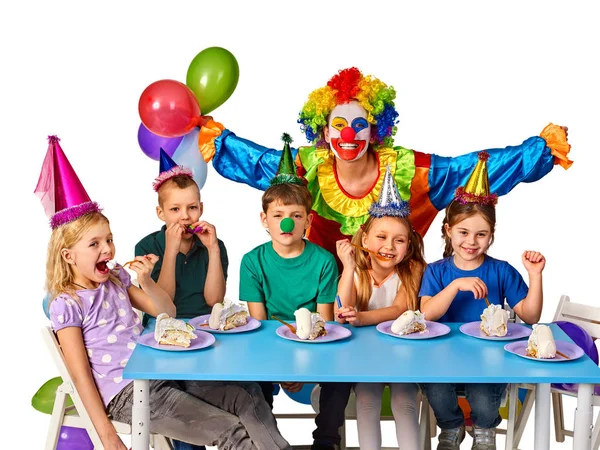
[1,1,599,448]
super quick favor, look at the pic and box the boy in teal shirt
[240,134,349,450]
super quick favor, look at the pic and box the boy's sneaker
[437,425,465,450]
[471,425,496,450]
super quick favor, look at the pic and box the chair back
[553,295,600,340]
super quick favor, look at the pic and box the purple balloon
[138,123,183,161]
[57,426,94,450]
[552,321,599,392]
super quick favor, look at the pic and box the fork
[349,243,389,261]
[271,315,297,334]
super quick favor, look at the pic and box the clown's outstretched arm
[198,119,298,191]
[426,124,572,210]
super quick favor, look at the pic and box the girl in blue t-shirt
[418,152,546,450]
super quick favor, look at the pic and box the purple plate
[189,314,261,334]
[376,320,450,340]
[459,321,532,341]
[276,323,351,343]
[504,340,585,362]
[137,330,215,351]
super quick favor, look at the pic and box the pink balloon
[139,80,201,138]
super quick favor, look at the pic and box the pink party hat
[35,135,102,229]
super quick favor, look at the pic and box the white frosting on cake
[480,304,509,337]
[527,324,557,359]
[294,308,326,340]
[391,310,426,335]
[208,302,249,330]
[154,313,196,347]
[209,303,224,329]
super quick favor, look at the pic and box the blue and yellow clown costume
[197,67,571,260]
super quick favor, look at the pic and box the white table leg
[131,379,150,450]
[573,383,593,450]
[534,383,550,450]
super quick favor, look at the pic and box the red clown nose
[340,127,356,142]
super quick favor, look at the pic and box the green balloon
[280,217,295,233]
[381,385,392,416]
[32,376,74,415]
[186,47,239,115]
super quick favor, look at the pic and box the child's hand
[128,254,159,286]
[522,250,546,274]
[339,307,362,326]
[194,221,219,251]
[336,306,354,324]
[280,382,304,393]
[164,222,184,255]
[336,239,355,270]
[451,277,488,299]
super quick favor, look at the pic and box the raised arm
[127,255,176,318]
[199,120,299,191]
[427,124,572,210]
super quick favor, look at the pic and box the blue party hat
[368,165,410,218]
[153,148,193,191]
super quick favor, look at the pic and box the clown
[198,67,571,264]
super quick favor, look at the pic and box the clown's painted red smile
[325,101,371,161]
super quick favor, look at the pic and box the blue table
[124,322,600,449]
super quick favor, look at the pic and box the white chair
[41,326,172,450]
[508,295,600,450]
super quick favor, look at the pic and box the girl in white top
[335,168,426,450]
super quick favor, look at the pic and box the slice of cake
[208,302,249,331]
[154,313,197,348]
[294,308,327,340]
[391,310,427,335]
[480,304,509,337]
[526,324,556,359]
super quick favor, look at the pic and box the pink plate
[137,330,215,351]
[460,321,532,341]
[504,340,585,362]
[276,323,351,343]
[189,314,261,334]
[376,320,451,339]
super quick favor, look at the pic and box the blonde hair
[45,212,120,302]
[353,216,426,312]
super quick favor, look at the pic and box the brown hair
[353,216,426,312]
[157,175,200,207]
[262,183,313,214]
[45,212,121,302]
[441,201,496,258]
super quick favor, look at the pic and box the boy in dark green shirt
[135,154,228,326]
[135,151,229,450]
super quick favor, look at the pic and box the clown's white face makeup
[324,100,371,161]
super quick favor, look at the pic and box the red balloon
[139,80,201,138]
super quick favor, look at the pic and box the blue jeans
[420,383,507,429]
[172,441,205,450]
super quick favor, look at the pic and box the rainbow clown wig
[298,67,399,148]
